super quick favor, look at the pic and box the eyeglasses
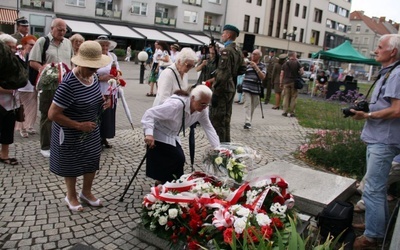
[56,28,67,32]
[200,103,210,107]
[184,62,195,69]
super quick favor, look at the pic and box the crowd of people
[2,17,400,249]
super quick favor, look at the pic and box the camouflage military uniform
[210,42,244,142]
[262,55,278,103]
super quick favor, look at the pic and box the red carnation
[261,225,273,239]
[277,180,288,189]
[223,228,235,244]
[271,217,284,229]
[272,195,285,204]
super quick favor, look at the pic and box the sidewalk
[0,62,330,249]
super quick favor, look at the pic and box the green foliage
[292,95,367,180]
[113,48,125,57]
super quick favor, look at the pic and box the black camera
[342,101,369,118]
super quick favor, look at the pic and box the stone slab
[136,224,185,250]
[246,161,357,216]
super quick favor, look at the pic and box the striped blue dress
[50,72,103,177]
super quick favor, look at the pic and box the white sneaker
[40,150,50,158]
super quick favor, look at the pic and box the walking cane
[255,72,265,119]
[119,150,147,202]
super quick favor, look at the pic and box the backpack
[317,200,355,244]
[28,36,50,85]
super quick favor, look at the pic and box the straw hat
[95,35,117,51]
[71,41,111,68]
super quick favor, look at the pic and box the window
[257,0,262,6]
[254,17,260,34]
[365,29,369,33]
[295,4,299,17]
[337,23,345,32]
[328,3,336,13]
[204,15,212,25]
[364,37,369,44]
[299,28,304,43]
[311,30,320,45]
[156,6,169,18]
[354,37,359,44]
[246,0,252,3]
[66,0,85,7]
[184,0,202,6]
[208,0,221,3]
[326,19,332,29]
[184,10,198,23]
[356,25,361,32]
[347,26,352,32]
[22,0,54,10]
[338,7,348,17]
[131,2,147,15]
[244,15,250,32]
[314,8,322,23]
[302,6,307,19]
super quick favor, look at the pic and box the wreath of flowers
[141,172,295,250]
[36,62,70,91]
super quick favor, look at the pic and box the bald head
[50,18,67,42]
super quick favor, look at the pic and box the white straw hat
[71,41,111,68]
[95,35,117,51]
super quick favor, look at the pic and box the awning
[0,8,18,25]
[132,27,175,42]
[99,23,144,39]
[188,34,210,45]
[162,31,202,45]
[64,19,108,35]
[189,34,224,48]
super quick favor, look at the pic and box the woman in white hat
[95,35,120,148]
[48,41,111,212]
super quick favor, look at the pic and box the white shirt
[142,95,220,148]
[153,48,162,63]
[153,63,188,107]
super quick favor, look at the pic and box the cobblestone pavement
[0,62,313,250]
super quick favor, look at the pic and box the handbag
[295,77,305,89]
[14,105,25,122]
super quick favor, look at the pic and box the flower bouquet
[36,62,70,91]
[203,143,256,184]
[141,171,295,250]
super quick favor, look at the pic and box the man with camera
[241,49,266,129]
[350,34,400,249]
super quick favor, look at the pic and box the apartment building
[1,0,354,57]
[0,0,227,50]
[225,0,351,57]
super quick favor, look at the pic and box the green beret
[223,24,240,37]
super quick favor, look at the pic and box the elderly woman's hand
[78,121,97,132]
[144,135,155,149]
[102,96,112,110]
[99,74,115,82]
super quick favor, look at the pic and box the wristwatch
[368,112,372,119]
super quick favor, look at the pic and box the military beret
[223,24,240,37]
[16,17,29,26]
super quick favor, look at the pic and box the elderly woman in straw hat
[48,41,111,212]
[95,35,120,148]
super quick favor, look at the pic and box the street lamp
[283,29,296,52]
[138,51,148,84]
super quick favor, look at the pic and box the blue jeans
[363,143,400,239]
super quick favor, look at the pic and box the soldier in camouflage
[209,24,245,142]
[262,49,278,104]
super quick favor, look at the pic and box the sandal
[0,158,18,165]
[272,106,280,110]
[146,93,154,97]
[20,130,29,138]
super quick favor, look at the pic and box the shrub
[113,48,125,57]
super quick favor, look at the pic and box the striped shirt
[242,62,266,95]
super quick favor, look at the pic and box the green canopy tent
[310,40,380,96]
[312,40,380,65]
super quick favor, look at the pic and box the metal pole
[139,61,145,84]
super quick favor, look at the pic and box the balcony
[182,0,202,7]
[95,8,121,19]
[154,17,176,27]
[203,24,221,32]
[21,0,54,11]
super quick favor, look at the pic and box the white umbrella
[118,87,134,130]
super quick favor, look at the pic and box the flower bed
[141,171,295,249]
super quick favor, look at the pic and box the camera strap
[364,60,400,103]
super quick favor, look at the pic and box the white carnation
[255,213,271,226]
[158,216,168,226]
[168,208,178,219]
[233,217,247,234]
